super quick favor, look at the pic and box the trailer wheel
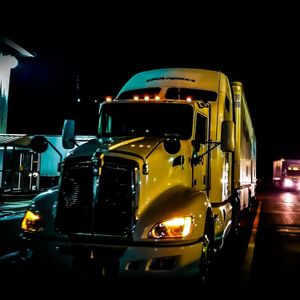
[249,190,257,210]
[198,212,215,284]
[231,196,241,236]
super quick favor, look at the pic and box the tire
[231,196,241,236]
[249,188,257,210]
[198,213,215,284]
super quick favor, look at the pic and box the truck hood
[65,136,164,161]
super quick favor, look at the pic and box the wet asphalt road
[249,188,300,296]
[1,187,299,297]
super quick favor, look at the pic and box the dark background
[3,31,300,183]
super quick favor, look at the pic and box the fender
[24,187,60,237]
[133,186,211,242]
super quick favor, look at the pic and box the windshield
[286,168,300,176]
[98,102,193,139]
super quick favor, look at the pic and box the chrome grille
[55,156,137,238]
[56,159,94,233]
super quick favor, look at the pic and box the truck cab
[273,159,300,190]
[21,68,249,280]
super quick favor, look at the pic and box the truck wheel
[198,214,215,284]
[231,196,241,236]
[249,190,256,210]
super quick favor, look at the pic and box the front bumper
[20,233,204,277]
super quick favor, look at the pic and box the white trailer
[232,82,257,210]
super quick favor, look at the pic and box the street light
[0,54,19,133]
[0,37,35,134]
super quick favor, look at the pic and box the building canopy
[0,133,31,148]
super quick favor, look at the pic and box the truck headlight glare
[21,210,44,232]
[148,217,192,239]
[283,178,293,187]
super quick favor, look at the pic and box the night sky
[3,32,300,182]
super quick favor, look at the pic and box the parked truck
[20,68,256,280]
[273,159,300,190]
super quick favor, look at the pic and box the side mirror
[163,133,181,154]
[221,120,235,152]
[30,135,48,153]
[62,119,75,149]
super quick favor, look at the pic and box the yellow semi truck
[21,68,256,280]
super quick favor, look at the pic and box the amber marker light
[21,210,43,232]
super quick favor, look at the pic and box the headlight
[283,178,293,187]
[21,210,44,232]
[148,216,192,239]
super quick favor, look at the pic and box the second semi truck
[273,159,300,190]
[21,68,257,280]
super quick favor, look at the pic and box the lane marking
[274,227,300,234]
[239,201,262,288]
[262,211,300,215]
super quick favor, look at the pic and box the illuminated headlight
[283,178,294,187]
[148,217,192,239]
[21,210,44,232]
